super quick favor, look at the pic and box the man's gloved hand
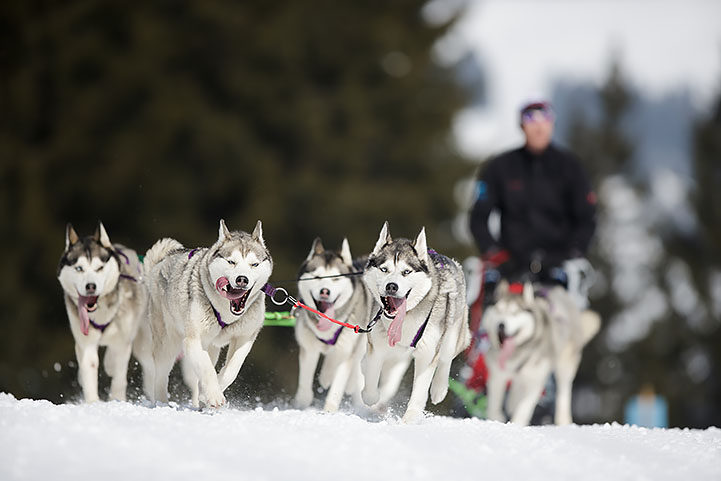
[482,248,510,268]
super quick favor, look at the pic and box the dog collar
[212,306,228,329]
[316,326,344,346]
[89,319,111,332]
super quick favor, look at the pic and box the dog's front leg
[402,354,437,423]
[294,345,320,409]
[361,342,384,406]
[75,342,100,402]
[104,340,132,401]
[183,337,225,408]
[218,337,255,393]
[486,366,508,422]
[324,356,353,412]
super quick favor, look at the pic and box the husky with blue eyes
[361,222,470,423]
[57,222,146,403]
[141,220,272,408]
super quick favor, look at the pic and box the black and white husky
[57,222,146,402]
[482,281,600,425]
[141,220,272,408]
[293,238,373,412]
[361,222,471,423]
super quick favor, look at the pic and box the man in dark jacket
[469,99,597,287]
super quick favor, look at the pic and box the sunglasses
[521,108,554,124]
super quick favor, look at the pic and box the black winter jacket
[469,144,596,277]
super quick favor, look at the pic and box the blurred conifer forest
[0,1,472,403]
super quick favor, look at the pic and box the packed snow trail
[1,393,719,481]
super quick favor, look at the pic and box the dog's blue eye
[75,266,83,272]
[402,269,412,276]
[251,262,259,268]
[227,259,236,266]
[379,267,388,273]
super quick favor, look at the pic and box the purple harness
[89,319,111,332]
[187,248,229,329]
[317,326,344,346]
[409,310,431,348]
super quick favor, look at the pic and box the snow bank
[1,393,719,481]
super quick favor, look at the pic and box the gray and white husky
[293,238,373,412]
[142,220,272,408]
[57,222,146,402]
[361,222,471,423]
[482,281,600,426]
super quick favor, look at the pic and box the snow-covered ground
[1,393,719,481]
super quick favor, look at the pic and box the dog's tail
[579,309,601,344]
[143,238,184,274]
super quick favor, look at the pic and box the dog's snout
[235,275,249,288]
[320,287,330,298]
[498,322,507,343]
[385,282,399,296]
[85,283,96,293]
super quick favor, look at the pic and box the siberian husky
[361,222,471,423]
[482,281,600,425]
[142,220,272,408]
[293,238,373,412]
[57,222,146,402]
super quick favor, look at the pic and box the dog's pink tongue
[316,302,335,331]
[215,277,244,300]
[387,299,407,347]
[499,338,516,370]
[77,296,91,336]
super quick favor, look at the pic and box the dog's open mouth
[216,277,251,316]
[380,291,409,319]
[313,298,335,331]
[77,295,99,336]
[380,294,408,347]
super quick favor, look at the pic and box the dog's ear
[218,219,231,242]
[307,237,324,260]
[251,220,265,248]
[65,223,79,250]
[97,221,112,248]
[495,280,509,300]
[413,227,429,265]
[372,221,391,254]
[523,281,535,304]
[340,238,353,266]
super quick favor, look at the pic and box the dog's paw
[323,400,340,413]
[203,389,226,408]
[401,408,423,424]
[361,387,380,406]
[430,383,448,405]
[294,390,313,409]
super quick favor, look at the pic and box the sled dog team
[58,220,598,425]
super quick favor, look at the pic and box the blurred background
[1,0,719,428]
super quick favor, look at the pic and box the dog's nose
[85,283,96,293]
[385,282,399,296]
[498,322,507,343]
[235,275,249,288]
[320,287,330,298]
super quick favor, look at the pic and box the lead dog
[57,222,146,402]
[482,281,600,425]
[142,220,272,408]
[293,238,373,412]
[361,222,471,423]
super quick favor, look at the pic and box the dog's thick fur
[293,238,373,412]
[57,222,146,402]
[482,281,600,425]
[361,222,471,423]
[141,220,272,408]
